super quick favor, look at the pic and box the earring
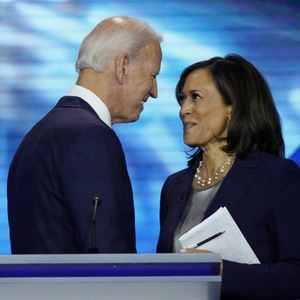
[228,115,231,120]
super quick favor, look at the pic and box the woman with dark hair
[157,54,300,299]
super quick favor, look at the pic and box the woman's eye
[191,93,202,100]
[178,94,185,105]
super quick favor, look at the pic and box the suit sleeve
[159,176,170,229]
[156,176,171,253]
[59,125,136,253]
[222,160,300,300]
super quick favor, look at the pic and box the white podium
[0,253,221,300]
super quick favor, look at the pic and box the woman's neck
[200,144,229,177]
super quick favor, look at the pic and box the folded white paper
[178,207,260,264]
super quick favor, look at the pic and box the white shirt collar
[67,85,112,128]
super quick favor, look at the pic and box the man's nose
[150,79,158,98]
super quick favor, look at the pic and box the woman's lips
[183,121,196,129]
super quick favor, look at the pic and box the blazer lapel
[172,160,199,226]
[204,151,261,219]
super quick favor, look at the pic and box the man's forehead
[140,42,161,59]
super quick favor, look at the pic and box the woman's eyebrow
[190,89,206,95]
[190,88,209,95]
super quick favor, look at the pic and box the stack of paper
[178,207,260,264]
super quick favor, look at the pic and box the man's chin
[127,112,141,123]
[112,112,140,124]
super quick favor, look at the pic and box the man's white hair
[75,16,162,72]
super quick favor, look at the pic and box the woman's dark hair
[176,54,285,163]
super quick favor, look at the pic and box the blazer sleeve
[222,160,300,300]
[59,125,136,253]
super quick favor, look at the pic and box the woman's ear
[227,105,232,120]
[115,54,129,84]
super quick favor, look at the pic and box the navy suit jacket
[157,150,300,299]
[8,96,136,254]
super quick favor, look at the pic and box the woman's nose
[180,99,193,116]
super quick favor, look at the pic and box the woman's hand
[180,248,211,253]
[180,248,223,275]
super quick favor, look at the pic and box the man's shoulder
[53,96,107,126]
[21,99,117,156]
[36,97,112,136]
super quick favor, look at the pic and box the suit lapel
[204,151,261,219]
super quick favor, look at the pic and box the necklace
[194,156,235,188]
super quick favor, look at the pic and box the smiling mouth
[140,98,148,109]
[139,100,146,112]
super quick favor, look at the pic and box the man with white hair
[8,16,162,254]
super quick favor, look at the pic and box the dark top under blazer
[8,96,136,254]
[157,150,300,299]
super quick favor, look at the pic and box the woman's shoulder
[161,164,196,190]
[252,150,300,179]
[164,166,191,182]
[257,150,299,168]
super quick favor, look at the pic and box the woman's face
[179,68,232,148]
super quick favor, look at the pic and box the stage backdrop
[1,0,299,253]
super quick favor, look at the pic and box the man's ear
[115,54,129,84]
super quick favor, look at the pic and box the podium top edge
[0,253,221,264]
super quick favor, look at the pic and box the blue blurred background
[1,0,300,254]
